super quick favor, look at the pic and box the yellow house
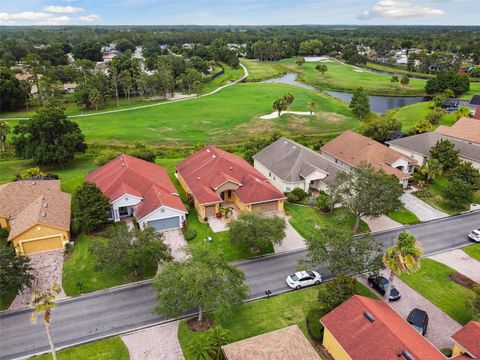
[320,295,445,360]
[0,180,71,255]
[451,321,480,359]
[176,145,285,221]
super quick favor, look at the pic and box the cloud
[77,14,101,22]
[0,11,51,22]
[43,5,84,14]
[359,0,445,19]
[37,16,71,25]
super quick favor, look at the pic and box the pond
[262,73,428,113]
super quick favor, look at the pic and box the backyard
[177,281,377,360]
[389,101,457,131]
[399,258,474,324]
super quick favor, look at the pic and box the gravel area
[358,269,461,350]
[121,321,184,360]
[9,250,66,311]
[430,248,480,283]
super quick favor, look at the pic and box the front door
[119,206,129,217]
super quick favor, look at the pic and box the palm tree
[188,334,215,360]
[283,93,295,107]
[219,206,233,219]
[89,88,102,111]
[456,106,471,120]
[390,75,399,88]
[0,121,11,152]
[30,284,62,360]
[383,232,423,301]
[315,64,328,77]
[308,101,317,115]
[273,98,287,117]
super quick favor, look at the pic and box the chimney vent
[401,350,415,360]
[363,311,375,323]
[42,212,47,218]
[44,203,48,208]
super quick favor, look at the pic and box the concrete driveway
[430,249,480,283]
[363,215,402,232]
[401,192,448,222]
[275,220,306,253]
[358,269,461,349]
[163,230,187,261]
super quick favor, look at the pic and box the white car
[468,228,480,242]
[286,271,322,290]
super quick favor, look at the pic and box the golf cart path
[0,63,249,121]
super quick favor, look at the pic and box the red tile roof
[321,131,416,179]
[452,321,480,358]
[86,154,186,219]
[321,295,444,360]
[176,146,285,205]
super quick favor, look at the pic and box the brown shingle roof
[0,180,71,240]
[221,325,320,360]
[435,117,480,144]
[321,131,416,179]
[451,321,480,358]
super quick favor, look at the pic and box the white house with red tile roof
[176,145,285,221]
[86,154,187,231]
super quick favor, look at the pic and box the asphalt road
[1,211,479,359]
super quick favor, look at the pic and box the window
[160,208,165,213]
[286,187,291,191]
[269,172,271,177]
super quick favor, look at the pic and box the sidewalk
[430,249,480,283]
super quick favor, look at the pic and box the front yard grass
[177,281,377,360]
[286,203,370,239]
[388,206,420,225]
[62,231,155,296]
[464,243,480,261]
[399,258,474,325]
[31,337,129,360]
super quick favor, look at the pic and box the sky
[1,0,479,26]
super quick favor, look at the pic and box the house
[451,321,480,359]
[86,154,187,231]
[253,137,344,193]
[435,117,480,145]
[221,325,320,360]
[0,180,71,255]
[441,98,470,112]
[176,146,285,221]
[320,295,445,360]
[321,131,417,188]
[387,132,480,170]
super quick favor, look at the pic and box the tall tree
[30,284,62,360]
[315,64,328,77]
[0,246,33,299]
[430,139,460,171]
[444,178,474,212]
[361,116,401,142]
[299,227,382,277]
[0,121,11,152]
[0,67,25,111]
[72,182,112,234]
[329,163,403,232]
[272,98,288,116]
[88,88,103,111]
[295,57,305,68]
[21,54,44,106]
[12,107,86,165]
[400,75,410,88]
[448,162,480,191]
[154,245,249,324]
[228,212,286,253]
[413,158,443,187]
[349,87,370,119]
[383,232,423,301]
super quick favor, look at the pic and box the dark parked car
[407,308,429,335]
[367,275,401,301]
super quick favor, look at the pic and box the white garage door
[147,216,180,231]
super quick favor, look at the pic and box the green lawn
[365,62,433,79]
[31,337,129,360]
[201,63,245,94]
[399,258,474,324]
[60,83,357,146]
[0,154,96,193]
[286,203,370,238]
[62,231,155,296]
[414,176,480,215]
[241,58,286,81]
[464,243,480,261]
[390,101,457,131]
[0,291,16,311]
[388,206,420,225]
[177,282,377,360]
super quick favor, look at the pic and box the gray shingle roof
[253,137,344,186]
[387,132,480,163]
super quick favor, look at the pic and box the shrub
[132,217,140,230]
[440,348,453,357]
[426,108,445,125]
[64,242,73,254]
[0,228,9,247]
[306,307,326,342]
[94,150,121,166]
[286,192,300,203]
[291,187,308,200]
[183,228,198,241]
[316,193,330,210]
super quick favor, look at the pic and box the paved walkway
[401,192,448,222]
[362,215,402,232]
[430,249,480,283]
[358,269,461,349]
[163,230,187,261]
[9,250,66,310]
[121,321,184,360]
